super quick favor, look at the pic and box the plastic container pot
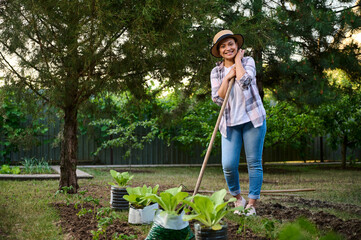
[145,210,194,240]
[128,203,158,224]
[194,222,228,240]
[110,186,128,210]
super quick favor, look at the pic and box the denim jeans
[221,120,266,200]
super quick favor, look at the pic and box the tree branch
[0,39,43,73]
[0,51,50,103]
[334,4,361,13]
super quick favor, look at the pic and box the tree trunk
[59,106,79,193]
[341,135,347,169]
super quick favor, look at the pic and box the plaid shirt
[210,56,266,138]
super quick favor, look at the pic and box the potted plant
[108,170,133,210]
[123,184,160,224]
[144,186,194,240]
[183,189,242,240]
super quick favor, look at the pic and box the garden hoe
[192,78,235,197]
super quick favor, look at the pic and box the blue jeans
[221,120,266,200]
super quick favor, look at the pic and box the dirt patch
[278,196,361,216]
[257,201,361,240]
[78,184,110,205]
[52,201,265,240]
[52,202,142,240]
[52,184,361,240]
[224,221,266,240]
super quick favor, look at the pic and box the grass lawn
[0,164,360,239]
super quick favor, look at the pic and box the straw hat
[210,30,244,58]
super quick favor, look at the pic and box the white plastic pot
[152,209,189,229]
[128,203,159,224]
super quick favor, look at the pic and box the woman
[210,30,267,216]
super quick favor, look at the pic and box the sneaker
[244,204,256,216]
[233,197,246,215]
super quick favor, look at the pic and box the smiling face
[218,37,238,61]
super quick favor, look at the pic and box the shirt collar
[216,61,224,70]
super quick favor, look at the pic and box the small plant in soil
[91,207,120,240]
[74,191,100,219]
[183,189,239,230]
[54,186,74,206]
[145,186,188,216]
[278,217,343,240]
[108,170,133,188]
[112,232,137,240]
[144,186,194,240]
[123,184,159,208]
[74,190,88,210]
[22,157,52,174]
[0,164,20,174]
[261,218,277,240]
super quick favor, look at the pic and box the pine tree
[211,0,361,105]
[0,0,215,192]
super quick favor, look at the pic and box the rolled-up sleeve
[236,57,256,90]
[210,67,224,106]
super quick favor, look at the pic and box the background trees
[318,69,361,168]
[0,0,360,190]
[0,0,217,192]
[0,86,49,163]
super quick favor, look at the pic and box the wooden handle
[192,78,235,197]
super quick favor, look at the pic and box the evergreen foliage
[0,0,217,192]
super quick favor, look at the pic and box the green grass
[0,180,62,240]
[0,164,360,239]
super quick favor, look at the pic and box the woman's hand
[235,49,246,81]
[225,65,236,81]
[218,66,236,99]
[235,49,245,63]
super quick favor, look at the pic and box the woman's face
[218,38,238,61]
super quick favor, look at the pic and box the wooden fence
[3,123,360,165]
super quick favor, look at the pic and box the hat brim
[210,34,244,58]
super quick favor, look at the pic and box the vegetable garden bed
[0,166,93,180]
[52,184,361,239]
[1,165,360,239]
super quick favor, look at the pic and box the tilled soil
[53,185,361,240]
[258,202,361,240]
[53,202,142,240]
[52,202,266,240]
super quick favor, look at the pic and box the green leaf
[124,184,159,207]
[109,170,133,187]
[212,224,222,231]
[210,189,227,206]
[144,186,187,215]
[181,189,232,228]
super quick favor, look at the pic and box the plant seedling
[183,189,239,230]
[145,186,188,216]
[54,186,74,206]
[112,233,137,240]
[123,184,159,208]
[0,164,20,174]
[262,218,277,239]
[108,170,133,188]
[91,207,120,240]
